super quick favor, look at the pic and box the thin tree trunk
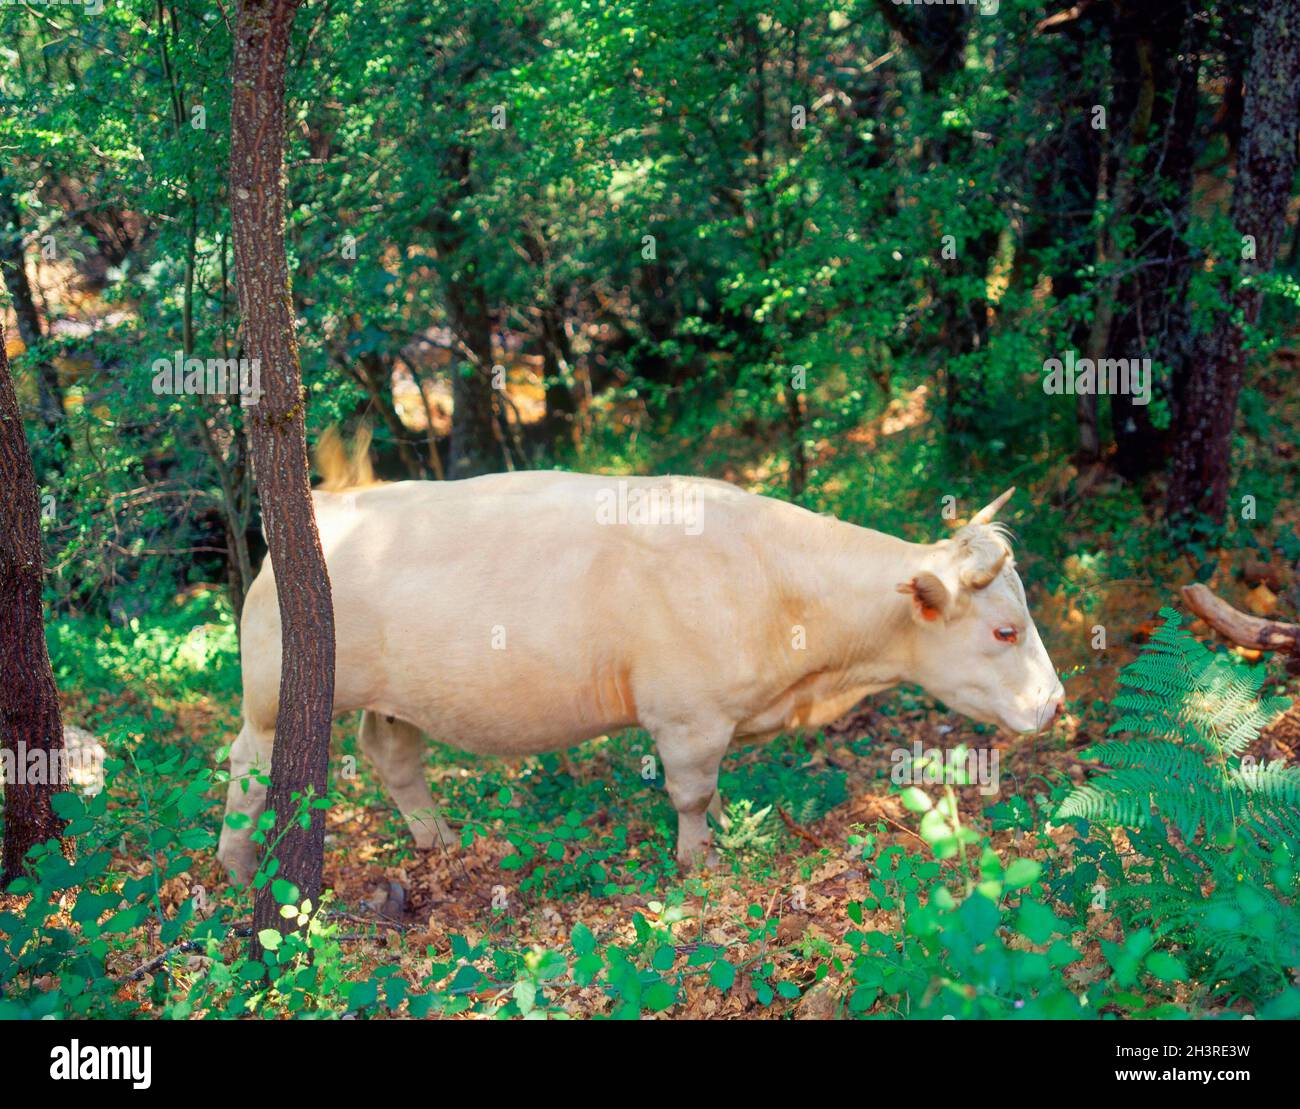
[354,351,427,480]
[1166,0,1300,532]
[1106,2,1201,479]
[230,0,336,947]
[539,289,578,450]
[446,282,500,478]
[423,145,501,478]
[0,181,66,439]
[1034,15,1104,460]
[0,316,65,883]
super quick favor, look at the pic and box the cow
[217,439,1064,883]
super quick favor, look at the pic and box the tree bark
[1104,1,1201,480]
[446,284,500,478]
[0,316,65,883]
[0,180,66,439]
[1166,0,1300,532]
[423,145,502,479]
[230,0,336,946]
[539,291,578,450]
[1032,14,1104,460]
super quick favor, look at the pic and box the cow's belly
[327,561,648,756]
[337,650,642,757]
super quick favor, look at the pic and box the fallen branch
[777,807,826,850]
[117,927,254,984]
[1180,583,1300,655]
[1034,0,1097,34]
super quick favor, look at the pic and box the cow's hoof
[409,815,458,853]
[677,846,721,872]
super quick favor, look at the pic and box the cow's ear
[897,572,950,623]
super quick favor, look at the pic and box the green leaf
[571,921,595,956]
[709,959,736,991]
[899,787,932,813]
[643,980,676,1011]
[1004,857,1042,890]
[1145,952,1188,983]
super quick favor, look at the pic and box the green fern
[1059,607,1295,843]
[1058,607,1300,1003]
[716,799,776,853]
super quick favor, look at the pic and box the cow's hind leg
[358,712,454,851]
[217,721,274,885]
[651,718,732,869]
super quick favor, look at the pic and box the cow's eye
[994,626,1018,644]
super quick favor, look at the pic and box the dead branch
[1181,582,1300,655]
[777,807,826,850]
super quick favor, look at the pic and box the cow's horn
[970,487,1015,526]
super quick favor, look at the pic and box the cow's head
[897,489,1064,733]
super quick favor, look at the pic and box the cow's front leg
[651,720,732,869]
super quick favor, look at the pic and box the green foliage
[1058,608,1300,1008]
[1059,608,1297,841]
[838,829,1186,1019]
[715,799,776,855]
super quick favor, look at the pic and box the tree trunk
[1032,15,1104,460]
[446,282,500,478]
[423,145,502,479]
[0,316,65,883]
[539,289,578,451]
[0,181,66,440]
[1166,0,1300,532]
[230,0,336,947]
[1105,1,1202,480]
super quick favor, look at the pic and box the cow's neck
[775,515,937,692]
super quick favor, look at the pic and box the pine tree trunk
[0,317,65,884]
[1166,0,1300,531]
[229,0,336,945]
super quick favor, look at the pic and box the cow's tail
[315,424,381,491]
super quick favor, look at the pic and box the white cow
[217,449,1063,883]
